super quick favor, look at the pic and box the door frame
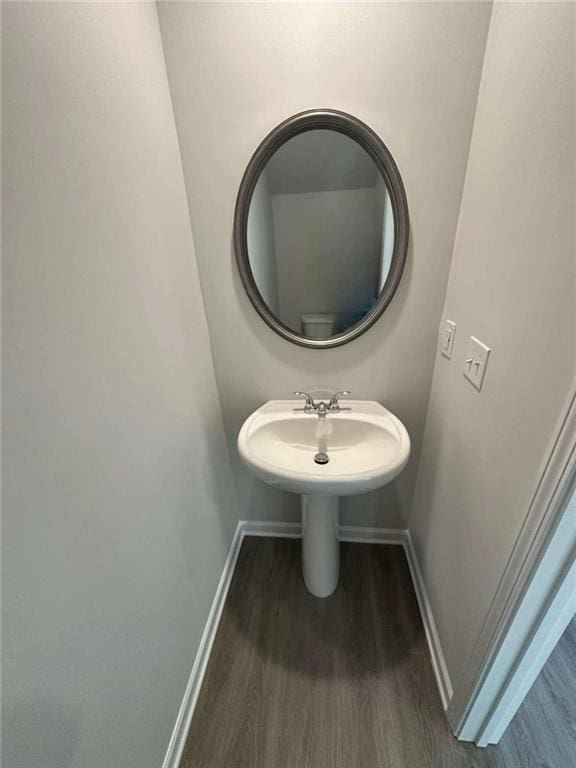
[448,380,576,745]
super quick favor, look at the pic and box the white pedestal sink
[238,400,410,597]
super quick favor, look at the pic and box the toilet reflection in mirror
[246,129,396,341]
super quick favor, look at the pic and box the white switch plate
[464,336,491,391]
[441,320,456,359]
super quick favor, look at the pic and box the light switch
[441,320,456,359]
[464,336,491,391]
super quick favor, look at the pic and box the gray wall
[2,3,238,766]
[158,1,492,527]
[410,1,576,693]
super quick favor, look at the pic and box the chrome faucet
[293,390,351,416]
[327,391,351,412]
[292,391,317,413]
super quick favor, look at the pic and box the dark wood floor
[180,538,576,768]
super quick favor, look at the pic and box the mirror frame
[233,109,409,349]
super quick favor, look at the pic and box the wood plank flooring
[179,538,575,768]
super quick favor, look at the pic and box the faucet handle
[328,390,351,411]
[293,391,316,412]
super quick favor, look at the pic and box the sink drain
[314,452,329,465]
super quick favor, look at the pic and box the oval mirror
[234,110,409,348]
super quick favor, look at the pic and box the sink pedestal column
[301,494,339,597]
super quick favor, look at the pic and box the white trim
[404,531,454,710]
[162,522,244,768]
[163,519,453,765]
[241,520,302,538]
[338,524,407,545]
[478,540,576,746]
[449,380,576,742]
[240,521,408,545]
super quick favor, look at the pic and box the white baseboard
[241,520,302,538]
[163,520,452,766]
[240,521,405,545]
[162,521,244,768]
[338,524,407,545]
[403,531,453,710]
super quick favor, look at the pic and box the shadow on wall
[340,481,405,528]
[409,375,484,599]
[223,538,425,680]
[3,699,79,768]
[238,470,408,529]
[171,406,239,586]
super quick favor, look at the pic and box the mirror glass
[246,129,396,340]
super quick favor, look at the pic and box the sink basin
[238,399,411,598]
[238,400,410,496]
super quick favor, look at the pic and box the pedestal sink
[238,400,410,597]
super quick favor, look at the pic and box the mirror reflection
[247,129,395,340]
